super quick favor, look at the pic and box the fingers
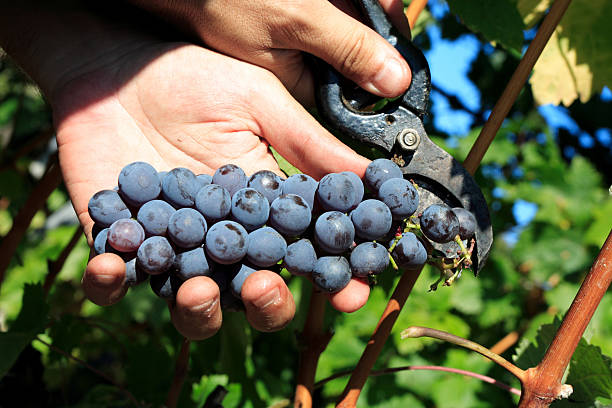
[82,253,128,306]
[241,270,296,332]
[284,1,411,98]
[170,276,223,340]
[328,277,371,313]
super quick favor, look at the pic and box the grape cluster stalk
[88,159,478,308]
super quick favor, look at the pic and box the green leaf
[516,0,552,28]
[0,283,48,378]
[447,0,525,52]
[530,0,612,106]
[191,374,243,408]
[270,147,301,177]
[513,317,562,370]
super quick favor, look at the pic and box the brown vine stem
[462,0,572,176]
[34,335,140,406]
[401,326,526,381]
[294,289,332,408]
[0,153,62,288]
[43,226,83,296]
[336,266,424,407]
[165,337,191,408]
[490,331,520,356]
[405,0,428,29]
[518,229,612,408]
[316,364,521,396]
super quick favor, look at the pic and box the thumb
[289,1,411,98]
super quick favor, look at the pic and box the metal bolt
[397,129,420,151]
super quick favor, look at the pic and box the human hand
[53,41,372,340]
[128,0,413,104]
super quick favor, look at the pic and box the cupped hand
[53,42,371,340]
[130,0,412,104]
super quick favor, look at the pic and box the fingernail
[367,57,408,96]
[91,273,120,287]
[252,287,281,309]
[188,298,218,316]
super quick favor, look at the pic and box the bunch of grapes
[88,159,477,309]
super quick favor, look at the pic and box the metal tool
[315,0,492,273]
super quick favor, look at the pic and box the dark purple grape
[150,272,181,299]
[391,232,427,268]
[350,199,392,240]
[93,228,110,255]
[230,264,257,297]
[341,171,364,209]
[157,171,168,185]
[364,158,403,192]
[161,167,201,208]
[281,174,318,210]
[118,161,161,207]
[167,208,207,248]
[196,174,213,188]
[88,190,132,227]
[230,188,269,231]
[378,178,419,220]
[314,211,355,254]
[212,164,247,197]
[349,242,389,277]
[195,184,231,223]
[108,219,145,252]
[312,256,351,293]
[246,227,287,267]
[247,170,283,204]
[452,207,477,239]
[420,204,460,243]
[284,239,317,276]
[316,173,356,212]
[205,220,249,264]
[174,247,212,281]
[125,257,148,287]
[136,236,175,275]
[268,194,311,237]
[137,199,176,236]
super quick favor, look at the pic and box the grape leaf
[447,0,525,52]
[513,317,561,370]
[530,0,612,106]
[516,0,552,28]
[0,283,48,378]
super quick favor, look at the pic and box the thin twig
[165,337,191,408]
[405,0,428,29]
[401,326,525,381]
[0,153,62,288]
[490,331,520,356]
[43,226,83,296]
[0,128,54,172]
[34,335,140,406]
[315,364,521,396]
[463,0,573,175]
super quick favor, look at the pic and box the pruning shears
[315,0,493,273]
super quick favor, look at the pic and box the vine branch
[43,225,83,296]
[165,337,191,408]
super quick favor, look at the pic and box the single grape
[195,184,231,223]
[108,219,145,252]
[174,247,212,281]
[246,227,287,267]
[93,227,110,255]
[230,264,257,298]
[452,207,477,239]
[314,211,355,254]
[205,220,249,264]
[157,171,168,185]
[281,174,318,210]
[212,164,247,197]
[167,208,207,248]
[137,199,176,236]
[312,256,351,293]
[268,194,311,237]
[341,171,364,209]
[150,272,181,299]
[364,158,403,192]
[378,178,419,220]
[230,188,269,231]
[125,257,148,287]
[88,190,132,227]
[161,167,200,208]
[350,199,392,240]
[196,174,213,188]
[247,170,283,204]
[284,239,317,276]
[391,232,427,268]
[420,204,460,243]
[136,236,175,275]
[350,242,389,277]
[118,161,161,207]
[316,173,356,212]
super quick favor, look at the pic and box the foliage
[0,1,611,407]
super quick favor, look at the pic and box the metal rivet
[397,129,420,151]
